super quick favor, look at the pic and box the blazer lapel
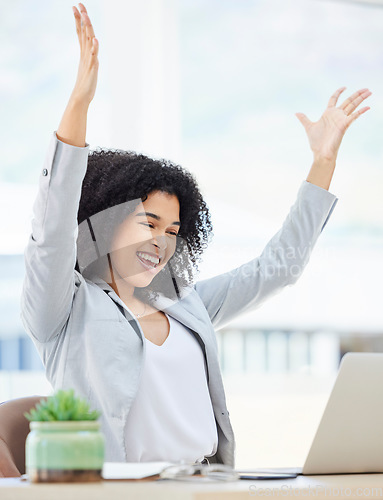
[90,273,214,382]
[90,272,210,347]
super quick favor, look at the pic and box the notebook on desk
[102,461,176,480]
[249,352,383,476]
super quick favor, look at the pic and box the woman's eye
[140,222,178,236]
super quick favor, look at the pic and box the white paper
[102,461,176,480]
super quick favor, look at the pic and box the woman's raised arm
[20,4,99,345]
[195,87,372,329]
[57,3,99,146]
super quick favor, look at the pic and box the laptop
[240,352,383,476]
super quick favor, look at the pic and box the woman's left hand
[295,87,371,163]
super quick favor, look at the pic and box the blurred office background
[1,0,382,467]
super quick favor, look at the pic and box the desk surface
[1,474,383,500]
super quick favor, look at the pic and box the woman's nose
[152,234,167,251]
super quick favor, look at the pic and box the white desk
[1,474,383,499]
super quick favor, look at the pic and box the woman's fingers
[327,87,346,108]
[72,4,97,55]
[91,37,99,58]
[69,3,99,105]
[72,6,82,47]
[79,7,95,39]
[339,88,368,110]
[79,8,87,50]
[84,13,95,38]
[295,112,312,130]
[326,86,372,121]
[343,89,371,115]
[82,12,95,50]
[77,4,94,49]
[348,105,370,125]
[73,4,86,50]
[78,2,88,14]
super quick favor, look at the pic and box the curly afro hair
[75,147,213,302]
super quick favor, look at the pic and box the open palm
[296,87,371,161]
[72,3,99,104]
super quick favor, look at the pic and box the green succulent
[24,389,101,422]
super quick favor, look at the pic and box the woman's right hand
[71,3,99,105]
[57,3,98,146]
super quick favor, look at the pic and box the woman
[20,3,371,467]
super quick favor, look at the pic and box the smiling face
[107,190,181,290]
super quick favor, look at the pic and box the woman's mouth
[136,251,161,274]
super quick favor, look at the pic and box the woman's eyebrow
[135,211,181,226]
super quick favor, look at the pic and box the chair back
[0,396,46,476]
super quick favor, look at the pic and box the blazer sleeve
[20,132,90,343]
[194,181,338,330]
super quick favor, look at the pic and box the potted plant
[25,389,104,483]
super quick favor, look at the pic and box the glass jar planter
[25,421,104,482]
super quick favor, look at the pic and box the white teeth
[137,252,160,266]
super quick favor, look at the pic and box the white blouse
[124,313,218,463]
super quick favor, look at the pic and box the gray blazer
[20,132,338,467]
